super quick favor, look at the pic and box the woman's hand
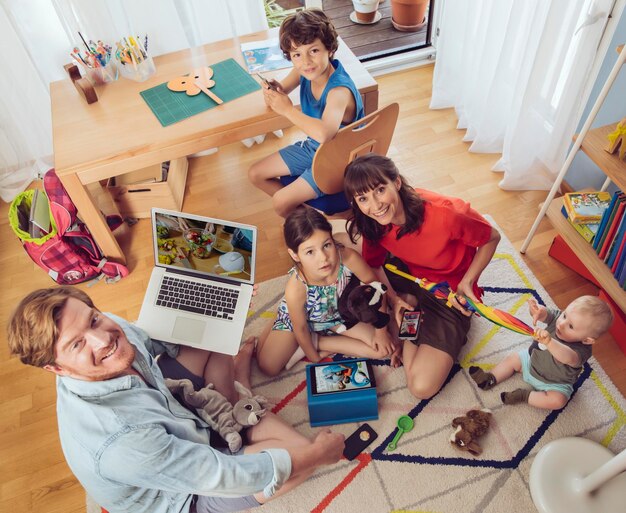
[263,87,293,115]
[452,226,500,316]
[389,294,414,327]
[451,279,476,317]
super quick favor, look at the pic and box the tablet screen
[309,360,375,395]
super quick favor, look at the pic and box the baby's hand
[533,328,552,346]
[528,298,546,326]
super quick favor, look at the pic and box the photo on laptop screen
[154,211,254,283]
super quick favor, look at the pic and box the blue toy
[306,358,378,427]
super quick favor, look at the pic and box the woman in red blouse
[344,154,501,399]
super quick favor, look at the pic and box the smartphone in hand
[399,310,422,340]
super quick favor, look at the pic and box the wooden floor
[323,0,429,60]
[1,64,625,513]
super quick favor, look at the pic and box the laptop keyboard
[156,276,239,321]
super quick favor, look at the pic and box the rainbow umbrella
[385,264,534,336]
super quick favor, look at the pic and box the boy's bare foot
[234,336,256,391]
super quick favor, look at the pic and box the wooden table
[50,29,378,263]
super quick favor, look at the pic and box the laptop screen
[151,208,256,285]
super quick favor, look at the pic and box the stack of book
[561,191,612,243]
[592,190,626,287]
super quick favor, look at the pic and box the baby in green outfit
[470,295,613,410]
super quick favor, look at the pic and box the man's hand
[528,298,547,326]
[312,429,345,465]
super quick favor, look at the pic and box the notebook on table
[136,208,257,355]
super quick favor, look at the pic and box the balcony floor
[323,0,429,61]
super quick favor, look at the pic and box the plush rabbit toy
[166,379,270,453]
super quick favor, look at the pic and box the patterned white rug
[240,219,626,513]
[88,220,626,512]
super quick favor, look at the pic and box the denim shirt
[56,314,291,513]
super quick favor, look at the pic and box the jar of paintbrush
[116,35,156,82]
[70,35,118,86]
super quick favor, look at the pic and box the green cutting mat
[140,58,261,127]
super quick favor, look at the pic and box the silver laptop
[137,208,256,355]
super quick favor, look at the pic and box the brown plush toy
[449,408,492,456]
[336,279,389,332]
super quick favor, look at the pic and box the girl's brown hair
[279,8,339,60]
[344,154,425,243]
[283,206,333,253]
[8,287,95,367]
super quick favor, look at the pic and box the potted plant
[352,0,381,24]
[390,0,429,31]
[264,0,300,28]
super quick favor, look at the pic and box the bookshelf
[522,44,626,347]
[546,196,626,312]
[578,123,626,187]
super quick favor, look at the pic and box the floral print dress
[272,261,354,334]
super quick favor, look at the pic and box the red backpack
[9,169,129,285]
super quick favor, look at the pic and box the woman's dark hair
[283,206,333,253]
[279,9,339,60]
[344,154,425,243]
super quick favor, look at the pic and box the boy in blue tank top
[248,9,364,217]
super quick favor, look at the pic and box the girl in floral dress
[255,207,396,376]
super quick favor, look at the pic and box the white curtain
[430,0,613,190]
[0,0,267,202]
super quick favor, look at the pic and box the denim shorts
[159,357,261,513]
[518,350,574,398]
[157,353,204,391]
[279,139,323,197]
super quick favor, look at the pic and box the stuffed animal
[165,378,270,453]
[337,277,390,333]
[449,408,492,457]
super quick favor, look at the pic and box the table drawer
[107,158,188,218]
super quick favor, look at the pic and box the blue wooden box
[306,359,378,427]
